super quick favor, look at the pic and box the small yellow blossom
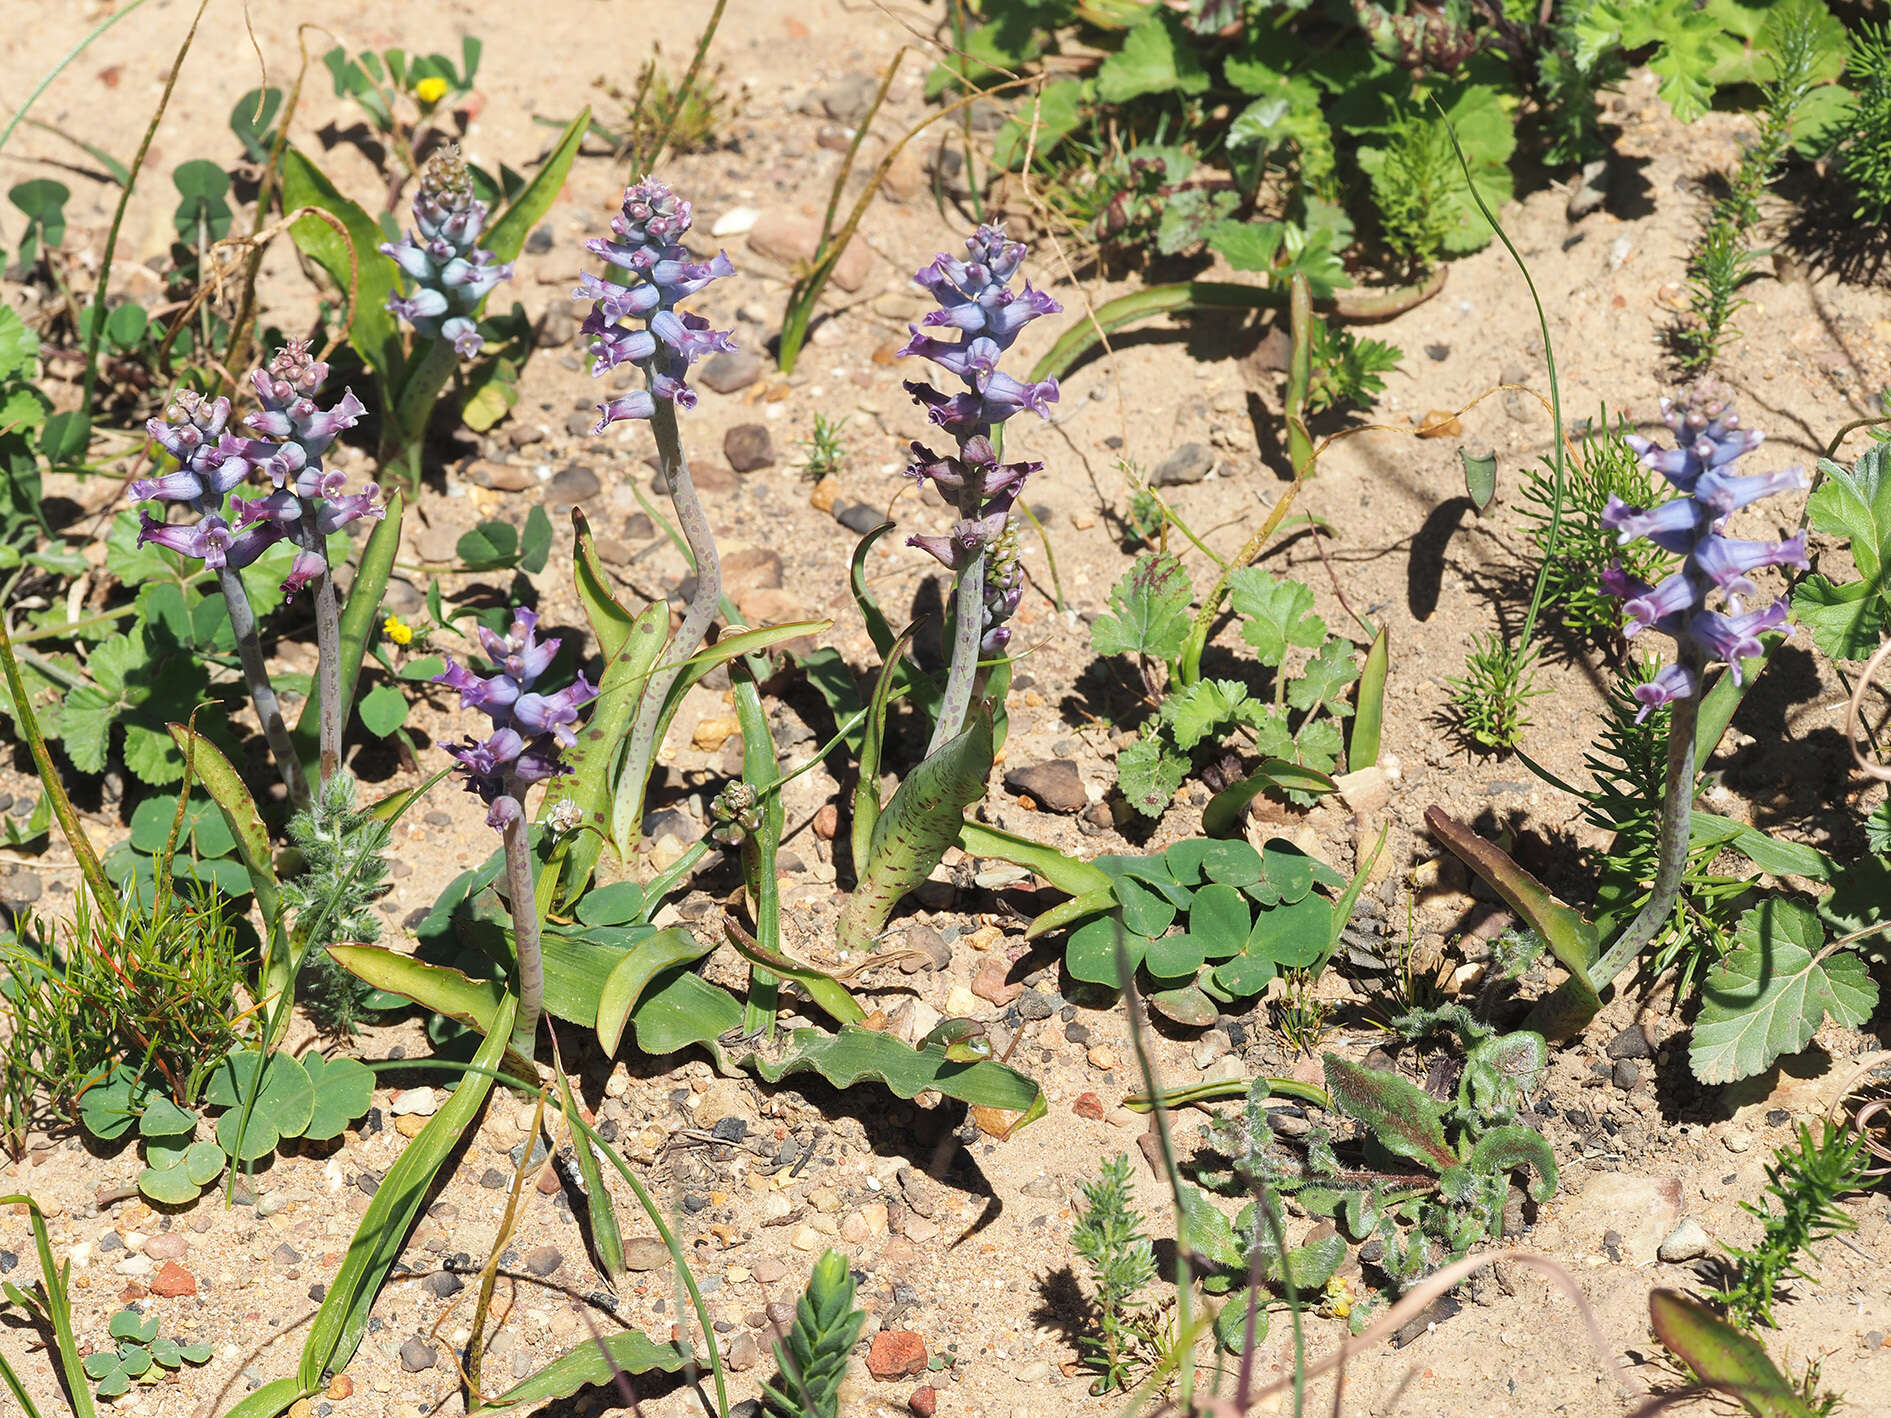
[383,614,414,646]
[414,76,450,107]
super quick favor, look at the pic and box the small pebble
[398,1339,437,1373]
[1657,1219,1710,1263]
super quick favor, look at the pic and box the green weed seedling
[83,1308,210,1397]
[797,413,848,481]
[761,1250,865,1418]
[1071,1154,1162,1393]
[1091,554,1363,818]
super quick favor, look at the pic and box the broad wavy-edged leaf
[838,712,992,952]
[1648,1289,1815,1418]
[326,944,538,1084]
[625,968,744,1059]
[750,1026,1044,1122]
[1690,899,1877,1085]
[1322,1054,1456,1173]
[280,147,400,381]
[1690,812,1835,882]
[1214,1290,1270,1355]
[475,1327,686,1411]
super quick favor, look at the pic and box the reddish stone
[970,955,1022,1008]
[909,1384,938,1416]
[867,1330,928,1381]
[1072,1092,1105,1121]
[150,1262,196,1298]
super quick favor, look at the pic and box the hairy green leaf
[1091,552,1193,665]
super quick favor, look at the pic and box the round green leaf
[137,1095,198,1140]
[1211,951,1277,999]
[1147,983,1218,1027]
[357,682,409,737]
[1252,894,1333,970]
[1144,929,1206,981]
[78,1068,143,1141]
[1066,916,1145,988]
[214,1105,280,1162]
[1200,840,1263,887]
[1163,839,1213,884]
[1187,884,1253,960]
[184,1138,226,1186]
[84,1353,119,1380]
[108,1309,155,1343]
[105,302,149,350]
[138,1160,208,1205]
[178,1343,213,1365]
[119,1346,152,1378]
[299,1053,374,1142]
[1115,876,1178,938]
[1259,841,1318,903]
[147,1337,182,1368]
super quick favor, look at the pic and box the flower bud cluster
[437,608,598,828]
[381,145,514,358]
[1603,387,1808,719]
[573,178,735,432]
[134,343,378,596]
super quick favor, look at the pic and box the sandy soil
[1,2,1889,1417]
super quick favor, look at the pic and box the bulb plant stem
[215,566,308,803]
[625,396,721,817]
[497,787,543,1059]
[1587,642,1702,991]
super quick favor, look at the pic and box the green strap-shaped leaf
[474,1328,686,1411]
[1648,1290,1815,1418]
[279,147,400,382]
[325,945,537,1085]
[1322,1054,1456,1173]
[725,930,863,1028]
[594,929,712,1056]
[167,723,284,959]
[837,711,993,952]
[482,107,589,264]
[1426,806,1600,1039]
[852,624,915,882]
[957,819,1112,897]
[734,669,784,1037]
[299,997,515,1391]
[1349,625,1389,772]
[1202,758,1337,837]
[556,1066,626,1292]
[750,1026,1044,1122]
[0,1193,96,1418]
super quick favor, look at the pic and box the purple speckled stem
[216,566,308,805]
[499,788,542,1059]
[929,516,985,757]
[1588,643,1704,991]
[621,394,720,832]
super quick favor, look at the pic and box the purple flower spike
[1601,387,1806,704]
[381,145,509,357]
[572,178,736,431]
[437,605,598,827]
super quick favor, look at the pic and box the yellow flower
[414,76,450,107]
[383,614,414,646]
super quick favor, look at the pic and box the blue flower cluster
[573,178,735,432]
[899,225,1061,654]
[381,145,513,358]
[1604,389,1808,720]
[437,608,597,828]
[134,343,378,595]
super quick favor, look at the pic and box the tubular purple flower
[443,318,483,358]
[1602,389,1804,704]
[1631,663,1698,723]
[573,178,736,432]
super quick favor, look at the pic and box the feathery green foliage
[1071,1153,1160,1394]
[280,774,392,1034]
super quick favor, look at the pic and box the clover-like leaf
[1066,915,1149,989]
[1247,893,1332,971]
[206,1049,317,1160]
[300,1052,375,1142]
[1147,983,1219,1026]
[108,1309,157,1344]
[77,1066,145,1141]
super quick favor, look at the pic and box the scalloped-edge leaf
[475,1327,687,1411]
[1648,1289,1815,1418]
[749,1026,1044,1125]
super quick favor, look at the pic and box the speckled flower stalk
[573,178,735,839]
[133,391,308,802]
[1588,386,1808,989]
[899,224,1060,753]
[380,145,513,359]
[438,608,597,1055]
[235,342,380,784]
